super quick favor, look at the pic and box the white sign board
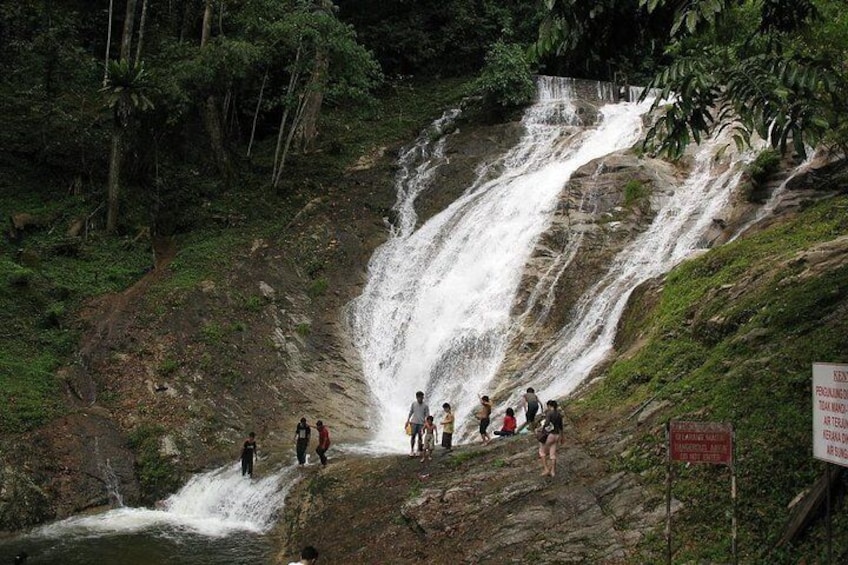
[812,362,848,467]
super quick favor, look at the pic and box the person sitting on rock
[493,407,517,437]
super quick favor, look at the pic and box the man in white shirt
[405,390,430,456]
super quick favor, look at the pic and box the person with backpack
[538,400,564,477]
[294,417,311,465]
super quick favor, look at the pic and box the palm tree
[102,60,153,234]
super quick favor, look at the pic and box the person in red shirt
[494,407,517,437]
[315,420,331,466]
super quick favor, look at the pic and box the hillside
[2,75,848,564]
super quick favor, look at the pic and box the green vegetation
[126,424,181,505]
[623,179,650,207]
[307,277,329,299]
[469,41,535,112]
[575,195,848,563]
[742,149,783,203]
[638,0,848,158]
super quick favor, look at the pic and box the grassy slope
[573,195,848,563]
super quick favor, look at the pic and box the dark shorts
[441,432,453,449]
[526,402,539,424]
[479,418,490,435]
[411,423,424,437]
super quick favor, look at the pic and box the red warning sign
[669,420,733,465]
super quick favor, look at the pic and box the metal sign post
[667,420,735,564]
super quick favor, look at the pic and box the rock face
[280,414,674,564]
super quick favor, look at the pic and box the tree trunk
[103,0,115,86]
[297,0,332,153]
[120,0,138,64]
[200,0,231,178]
[271,44,302,188]
[247,71,268,158]
[106,127,123,233]
[105,0,137,234]
[201,0,213,46]
[298,48,327,154]
[134,0,149,63]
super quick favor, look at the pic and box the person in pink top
[493,407,517,437]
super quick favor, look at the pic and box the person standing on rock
[315,420,331,466]
[294,417,311,466]
[477,394,493,445]
[241,431,258,478]
[406,391,430,457]
[440,402,455,451]
[421,415,437,463]
[515,387,541,434]
[539,400,564,477]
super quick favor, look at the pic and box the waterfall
[522,129,756,403]
[349,76,657,450]
[33,463,297,539]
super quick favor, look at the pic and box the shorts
[479,418,490,435]
[539,433,559,459]
[526,404,539,425]
[423,434,435,450]
[411,423,424,438]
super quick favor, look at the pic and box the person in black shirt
[241,432,258,477]
[294,417,311,465]
[539,400,564,478]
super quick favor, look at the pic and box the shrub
[470,41,535,111]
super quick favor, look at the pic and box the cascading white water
[349,77,658,450]
[34,463,296,540]
[521,130,757,404]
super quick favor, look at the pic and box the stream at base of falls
[0,463,296,564]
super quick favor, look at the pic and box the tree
[103,59,154,233]
[639,0,848,159]
[471,41,535,112]
[530,0,673,81]
[200,0,232,179]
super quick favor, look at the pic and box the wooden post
[666,421,672,565]
[731,431,738,565]
[827,463,832,565]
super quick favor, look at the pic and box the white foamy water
[521,130,757,404]
[348,77,656,449]
[34,463,297,539]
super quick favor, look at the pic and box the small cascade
[731,149,819,240]
[101,458,124,508]
[34,463,298,540]
[94,437,124,508]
